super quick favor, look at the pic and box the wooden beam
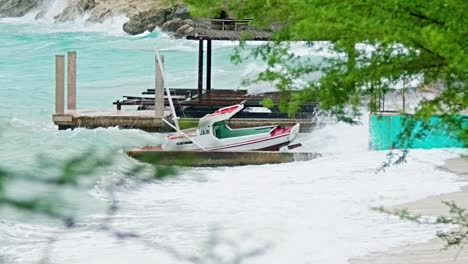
[55,55,65,114]
[67,51,77,111]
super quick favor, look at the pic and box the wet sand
[350,157,468,264]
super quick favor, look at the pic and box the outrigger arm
[162,118,207,150]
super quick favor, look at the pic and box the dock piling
[67,51,77,111]
[55,55,65,114]
[155,54,165,118]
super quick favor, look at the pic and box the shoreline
[350,157,468,264]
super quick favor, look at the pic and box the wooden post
[198,38,204,96]
[377,89,382,111]
[67,51,77,111]
[206,39,212,91]
[402,78,406,113]
[55,55,65,114]
[155,54,165,118]
[382,92,385,111]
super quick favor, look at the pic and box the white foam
[0,1,129,36]
[0,11,39,24]
[38,0,71,22]
[290,41,342,58]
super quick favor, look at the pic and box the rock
[182,19,195,27]
[174,24,194,39]
[146,23,156,32]
[54,0,96,22]
[123,9,168,35]
[167,5,190,21]
[161,18,185,32]
[34,10,46,20]
[85,8,112,23]
[122,20,145,35]
[122,4,194,36]
[0,0,41,17]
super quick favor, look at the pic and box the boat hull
[162,123,300,152]
[126,147,321,167]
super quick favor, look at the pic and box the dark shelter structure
[113,19,316,119]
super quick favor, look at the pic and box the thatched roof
[186,19,272,41]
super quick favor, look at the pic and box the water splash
[37,0,72,22]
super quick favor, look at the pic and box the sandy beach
[350,157,468,264]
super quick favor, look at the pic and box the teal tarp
[369,114,467,150]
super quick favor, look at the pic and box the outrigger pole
[155,49,207,150]
[156,49,179,130]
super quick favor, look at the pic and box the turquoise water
[0,22,248,122]
[0,17,467,264]
[0,20,268,170]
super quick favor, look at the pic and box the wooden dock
[53,110,315,132]
[53,110,168,131]
[52,50,317,133]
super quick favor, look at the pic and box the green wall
[369,113,467,150]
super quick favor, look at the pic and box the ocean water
[0,12,467,264]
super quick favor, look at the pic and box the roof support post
[198,38,204,96]
[206,39,212,91]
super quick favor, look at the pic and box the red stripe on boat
[206,105,241,117]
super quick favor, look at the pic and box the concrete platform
[53,110,170,131]
[126,147,321,167]
[53,110,315,132]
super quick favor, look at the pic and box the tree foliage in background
[185,0,467,144]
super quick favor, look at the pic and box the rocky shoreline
[0,0,197,37]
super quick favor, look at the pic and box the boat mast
[156,49,180,131]
[156,49,207,150]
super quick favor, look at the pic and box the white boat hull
[161,104,301,152]
[162,123,300,152]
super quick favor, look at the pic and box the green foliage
[185,0,467,137]
[261,98,275,108]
